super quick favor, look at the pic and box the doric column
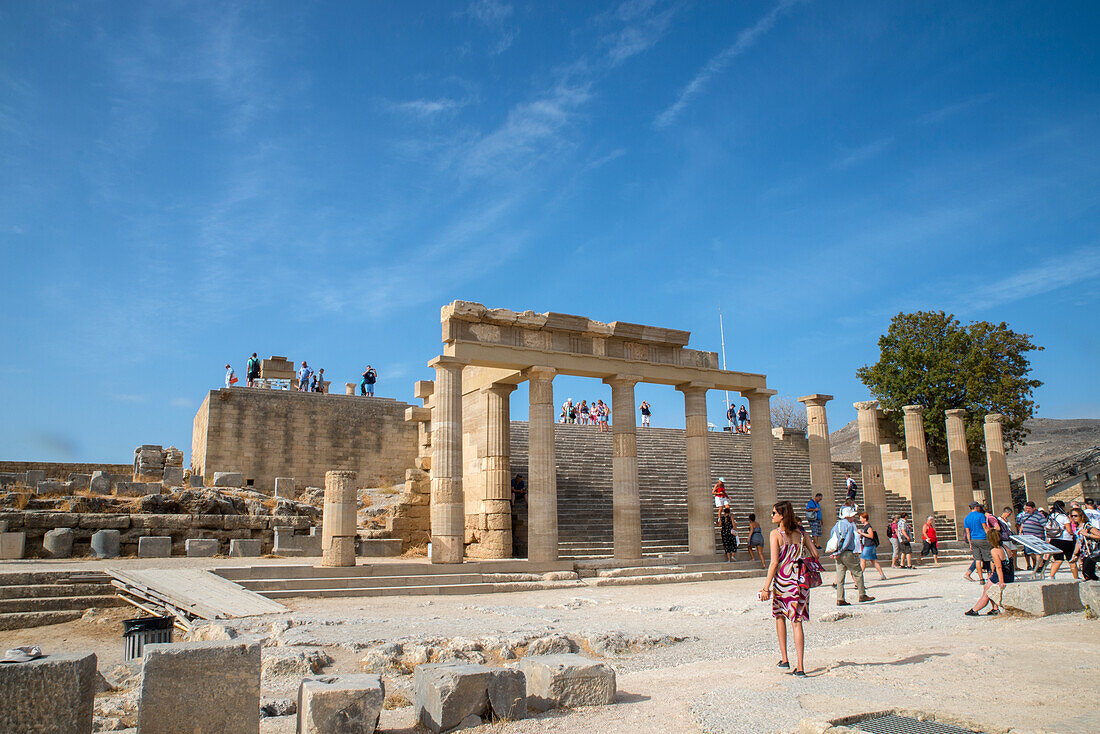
[525,366,558,563]
[944,409,973,539]
[677,382,714,557]
[854,401,888,534]
[482,383,516,559]
[798,394,837,532]
[1023,470,1046,506]
[605,374,642,560]
[429,356,464,564]
[321,470,357,567]
[984,414,1013,513]
[902,405,934,527]
[742,388,778,542]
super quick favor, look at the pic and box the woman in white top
[1046,500,1078,580]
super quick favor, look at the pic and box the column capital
[428,355,465,371]
[482,382,518,397]
[675,381,713,393]
[945,408,967,418]
[985,413,1004,424]
[902,404,925,415]
[524,366,557,382]
[740,388,778,399]
[853,400,879,411]
[603,374,643,388]
[797,393,834,406]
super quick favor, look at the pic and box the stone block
[186,538,219,557]
[44,527,75,558]
[26,469,47,485]
[414,663,491,734]
[1,531,26,559]
[213,472,244,488]
[79,514,130,530]
[24,511,79,528]
[89,471,111,494]
[114,482,145,497]
[488,667,526,721]
[139,536,173,558]
[0,472,22,488]
[36,480,63,495]
[1078,581,1100,618]
[229,538,262,557]
[1000,580,1084,617]
[68,473,91,491]
[357,538,403,557]
[139,640,260,734]
[274,477,296,499]
[143,482,164,495]
[91,529,121,559]
[519,654,616,711]
[162,466,184,486]
[297,674,384,734]
[189,475,205,487]
[0,651,97,733]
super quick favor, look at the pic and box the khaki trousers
[836,550,867,602]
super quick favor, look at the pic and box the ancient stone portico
[423,301,775,564]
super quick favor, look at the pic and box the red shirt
[713,483,727,498]
[924,523,937,543]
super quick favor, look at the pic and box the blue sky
[2,0,1098,463]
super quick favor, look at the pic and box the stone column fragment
[482,383,516,559]
[429,356,465,564]
[985,414,1013,513]
[605,375,642,560]
[945,409,974,539]
[854,401,888,534]
[902,405,934,528]
[742,388,778,544]
[1023,470,1046,506]
[798,394,837,532]
[526,367,558,563]
[678,382,714,557]
[322,470,357,567]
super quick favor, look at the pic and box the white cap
[718,477,725,482]
[840,506,857,519]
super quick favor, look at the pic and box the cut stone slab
[213,472,244,488]
[274,477,296,499]
[229,539,262,557]
[357,538,403,557]
[162,466,184,486]
[26,469,47,485]
[138,536,173,558]
[90,529,121,559]
[44,527,75,558]
[189,475,205,488]
[298,674,384,734]
[1,531,27,559]
[1079,581,1100,618]
[519,654,616,712]
[488,667,526,720]
[0,651,97,734]
[69,473,91,491]
[139,640,260,734]
[414,663,491,733]
[186,538,219,557]
[114,482,144,497]
[37,480,63,495]
[89,471,111,494]
[1001,580,1084,617]
[143,482,164,495]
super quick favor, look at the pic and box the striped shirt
[1016,510,1047,538]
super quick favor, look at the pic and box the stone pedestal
[0,652,97,734]
[742,389,778,544]
[854,401,888,538]
[482,383,516,559]
[322,470,358,567]
[1023,470,1046,506]
[526,367,558,562]
[430,357,465,564]
[902,405,934,528]
[606,375,642,560]
[678,383,714,557]
[984,414,1013,513]
[945,409,974,539]
[798,394,837,531]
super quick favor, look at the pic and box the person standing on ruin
[963,501,990,583]
[965,526,1013,616]
[225,364,237,387]
[298,361,312,392]
[596,400,610,432]
[579,400,590,425]
[511,474,527,505]
[845,474,858,502]
[726,403,736,431]
[315,368,326,393]
[639,400,651,428]
[896,512,913,569]
[759,501,819,676]
[737,404,749,433]
[246,353,260,388]
[360,365,377,396]
[747,513,765,568]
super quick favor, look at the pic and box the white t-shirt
[1085,508,1100,529]
[225,368,235,387]
[1052,512,1073,541]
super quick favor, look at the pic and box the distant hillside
[830,417,1100,475]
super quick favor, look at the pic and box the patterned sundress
[770,530,810,621]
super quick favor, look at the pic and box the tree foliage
[856,311,1043,467]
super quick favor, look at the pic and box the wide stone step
[0,610,84,631]
[0,583,115,600]
[584,569,764,586]
[0,594,126,613]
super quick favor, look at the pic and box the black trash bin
[122,616,174,661]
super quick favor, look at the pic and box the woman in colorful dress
[716,506,738,561]
[759,500,819,676]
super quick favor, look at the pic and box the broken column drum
[322,470,358,567]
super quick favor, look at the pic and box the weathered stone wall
[0,462,131,480]
[191,388,418,491]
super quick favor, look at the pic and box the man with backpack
[828,506,874,606]
[246,352,261,387]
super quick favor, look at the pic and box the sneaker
[836,600,851,607]
[964,609,980,617]
[858,596,875,603]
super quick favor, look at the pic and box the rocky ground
[1,563,1095,733]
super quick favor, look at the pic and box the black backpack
[886,524,894,538]
[871,529,880,547]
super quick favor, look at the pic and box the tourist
[568,399,577,424]
[921,516,940,566]
[579,400,590,426]
[994,507,1017,570]
[298,361,312,392]
[360,365,377,396]
[1016,501,1048,571]
[963,501,990,583]
[246,352,260,388]
[713,478,730,511]
[887,515,900,568]
[747,513,765,568]
[965,526,1013,617]
[896,513,913,569]
[596,400,610,432]
[737,404,749,433]
[759,500,819,676]
[828,506,874,606]
[511,474,527,505]
[224,364,237,387]
[857,511,888,580]
[639,400,651,428]
[805,492,823,544]
[717,506,738,562]
[563,399,573,424]
[726,403,736,431]
[845,474,858,502]
[1069,507,1100,580]
[1045,500,1078,580]
[1083,498,1100,528]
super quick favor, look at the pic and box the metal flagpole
[719,308,730,428]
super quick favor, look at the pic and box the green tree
[856,311,1043,467]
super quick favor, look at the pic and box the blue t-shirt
[806,500,821,522]
[964,510,987,541]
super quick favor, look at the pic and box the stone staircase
[0,570,124,630]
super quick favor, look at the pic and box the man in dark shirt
[511,474,527,504]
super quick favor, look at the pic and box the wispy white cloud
[109,393,148,403]
[959,246,1100,312]
[655,0,802,128]
[385,97,466,117]
[834,137,894,169]
[916,93,995,126]
[467,0,516,54]
[603,0,678,66]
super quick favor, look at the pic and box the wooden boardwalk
[107,569,287,629]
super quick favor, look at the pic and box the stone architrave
[984,414,1013,514]
[430,356,466,564]
[605,374,642,560]
[0,651,97,733]
[526,366,559,563]
[322,470,358,567]
[1023,470,1046,506]
[902,405,934,528]
[945,409,974,539]
[741,388,779,541]
[482,383,517,559]
[677,382,714,557]
[854,401,888,535]
[797,394,837,532]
